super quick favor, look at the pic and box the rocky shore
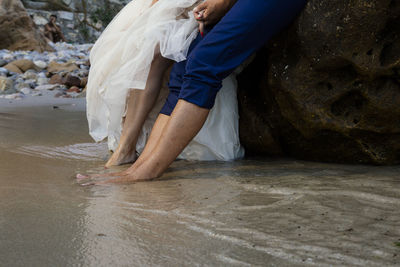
[0,42,91,100]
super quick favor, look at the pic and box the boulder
[63,74,81,87]
[4,59,38,74]
[21,0,72,11]
[238,0,400,165]
[0,0,53,52]
[47,61,79,73]
[0,77,16,94]
[49,73,63,84]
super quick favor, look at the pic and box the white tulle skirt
[86,0,244,161]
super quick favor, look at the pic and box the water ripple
[15,143,107,161]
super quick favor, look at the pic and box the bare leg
[128,113,170,169]
[97,100,209,183]
[76,113,171,182]
[105,54,172,167]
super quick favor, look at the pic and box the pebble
[35,84,59,91]
[0,67,8,75]
[22,70,37,80]
[20,87,32,95]
[34,60,47,69]
[37,72,47,78]
[4,93,24,99]
[0,76,15,94]
[0,42,92,97]
[15,82,31,91]
[37,77,49,85]
[2,54,14,61]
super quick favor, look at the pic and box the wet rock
[0,77,15,94]
[80,76,88,88]
[63,74,81,87]
[0,59,7,67]
[47,61,79,73]
[49,74,63,84]
[54,92,65,98]
[4,59,38,74]
[32,92,42,97]
[66,86,81,93]
[34,84,58,91]
[0,0,53,52]
[238,0,400,165]
[76,88,86,98]
[3,92,24,99]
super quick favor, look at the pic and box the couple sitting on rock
[78,0,307,184]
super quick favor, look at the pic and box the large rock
[21,0,72,11]
[238,0,400,165]
[47,61,79,73]
[4,59,38,74]
[0,0,53,52]
[0,77,16,94]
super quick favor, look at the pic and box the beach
[1,97,399,266]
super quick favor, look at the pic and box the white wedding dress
[86,0,244,161]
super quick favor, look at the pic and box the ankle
[114,145,137,157]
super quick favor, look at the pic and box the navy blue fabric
[160,33,204,115]
[160,0,307,115]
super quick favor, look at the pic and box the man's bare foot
[77,162,159,185]
[105,147,138,168]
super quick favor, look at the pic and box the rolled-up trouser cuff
[178,78,220,110]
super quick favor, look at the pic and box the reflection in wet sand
[0,102,399,266]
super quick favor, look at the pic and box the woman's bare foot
[105,147,138,168]
[76,170,126,180]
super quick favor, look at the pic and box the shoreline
[0,91,86,111]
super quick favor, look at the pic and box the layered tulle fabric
[87,0,244,161]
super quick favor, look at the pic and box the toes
[76,173,89,180]
[80,182,96,187]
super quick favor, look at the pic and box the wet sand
[0,98,399,266]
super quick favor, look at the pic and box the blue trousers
[160,0,307,115]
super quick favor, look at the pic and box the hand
[193,0,237,31]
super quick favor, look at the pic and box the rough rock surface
[4,59,39,74]
[0,0,53,52]
[47,61,79,73]
[238,0,400,165]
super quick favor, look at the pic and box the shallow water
[0,99,399,266]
